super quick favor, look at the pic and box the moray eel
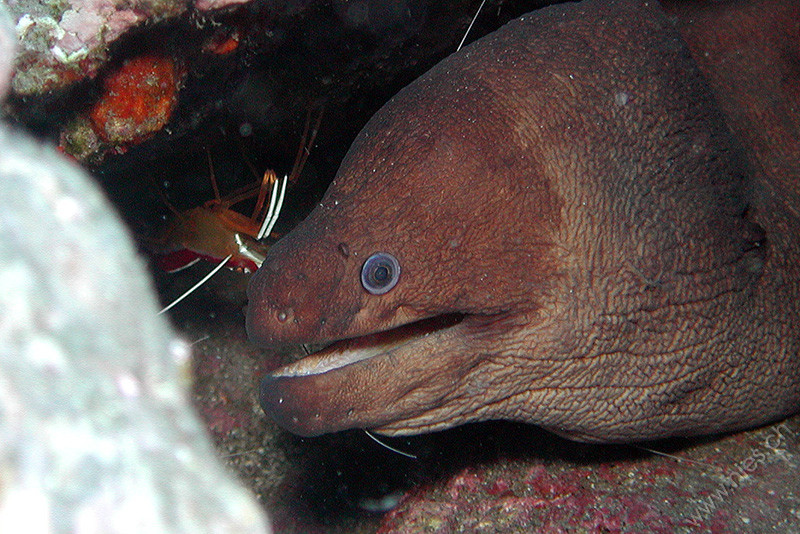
[246,0,800,442]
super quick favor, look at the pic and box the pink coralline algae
[54,0,145,61]
[193,0,250,12]
[9,0,186,94]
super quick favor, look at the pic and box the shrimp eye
[361,252,400,295]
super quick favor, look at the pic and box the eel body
[246,0,800,442]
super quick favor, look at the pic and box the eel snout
[245,217,353,346]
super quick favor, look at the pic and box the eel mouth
[258,313,466,436]
[269,313,465,378]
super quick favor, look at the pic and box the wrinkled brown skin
[246,0,800,442]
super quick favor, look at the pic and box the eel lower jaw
[258,313,467,436]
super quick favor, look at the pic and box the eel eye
[361,252,400,295]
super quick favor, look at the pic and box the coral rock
[89,54,183,144]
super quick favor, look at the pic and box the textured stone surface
[0,2,13,97]
[0,13,271,528]
[376,420,800,533]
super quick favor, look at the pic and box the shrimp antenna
[158,254,233,315]
[206,148,221,201]
[630,445,723,473]
[289,107,324,184]
[457,0,488,52]
[257,174,287,240]
[363,429,418,459]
